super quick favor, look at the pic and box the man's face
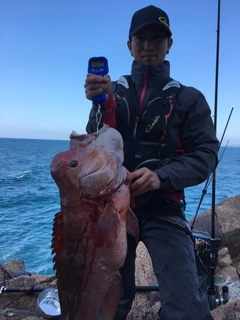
[127,25,173,66]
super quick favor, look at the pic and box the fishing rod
[0,286,46,294]
[218,107,234,148]
[207,0,221,310]
[190,107,233,230]
[136,286,159,292]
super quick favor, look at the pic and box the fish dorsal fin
[51,211,63,273]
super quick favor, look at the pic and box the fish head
[50,130,125,198]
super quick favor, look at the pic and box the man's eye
[155,35,166,40]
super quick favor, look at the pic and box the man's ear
[168,37,173,51]
[127,40,132,55]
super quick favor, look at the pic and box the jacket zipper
[130,69,149,208]
[128,69,149,170]
[128,116,139,170]
[139,69,148,115]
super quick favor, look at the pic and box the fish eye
[70,160,78,168]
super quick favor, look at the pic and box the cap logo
[159,17,169,28]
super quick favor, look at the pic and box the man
[84,5,218,320]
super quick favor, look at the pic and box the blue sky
[1,0,240,146]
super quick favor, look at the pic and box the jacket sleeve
[86,94,117,134]
[155,87,219,190]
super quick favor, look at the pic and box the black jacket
[86,60,219,207]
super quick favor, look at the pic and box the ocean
[0,137,239,275]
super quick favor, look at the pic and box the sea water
[0,137,239,275]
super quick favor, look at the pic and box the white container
[37,287,61,319]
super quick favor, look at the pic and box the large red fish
[50,125,139,320]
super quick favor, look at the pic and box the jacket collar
[131,60,170,88]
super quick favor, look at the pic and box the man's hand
[126,167,161,197]
[84,73,112,101]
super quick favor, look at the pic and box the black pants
[114,208,213,320]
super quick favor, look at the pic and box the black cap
[129,5,172,37]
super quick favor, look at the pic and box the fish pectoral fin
[95,204,121,247]
[126,207,139,243]
[99,272,122,320]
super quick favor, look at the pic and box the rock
[134,242,158,288]
[189,194,240,263]
[215,195,240,261]
[216,247,239,280]
[127,241,160,320]
[189,208,224,244]
[4,259,26,276]
[211,299,240,320]
[0,261,56,319]
[217,247,233,268]
[127,292,160,320]
[237,262,240,277]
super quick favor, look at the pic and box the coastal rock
[0,195,240,319]
[0,261,56,319]
[211,299,240,320]
[237,263,240,277]
[127,241,159,320]
[189,208,224,242]
[216,195,240,261]
[189,194,240,264]
[216,247,239,280]
[4,259,26,275]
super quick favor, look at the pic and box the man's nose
[143,38,154,49]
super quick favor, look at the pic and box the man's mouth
[142,54,157,58]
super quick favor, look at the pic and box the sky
[1,0,240,146]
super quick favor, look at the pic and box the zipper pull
[139,69,148,114]
[133,116,139,139]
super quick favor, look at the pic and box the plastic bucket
[37,287,61,319]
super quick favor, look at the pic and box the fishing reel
[192,231,221,275]
[192,232,229,310]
